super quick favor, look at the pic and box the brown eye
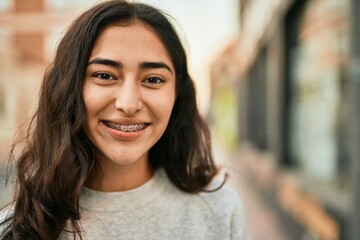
[143,77,164,84]
[95,73,115,80]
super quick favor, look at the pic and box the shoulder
[200,175,252,239]
[159,169,244,211]
[161,169,245,216]
[201,174,244,210]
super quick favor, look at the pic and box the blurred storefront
[0,0,96,153]
[210,0,360,239]
[0,0,47,162]
[0,0,47,207]
[0,0,85,207]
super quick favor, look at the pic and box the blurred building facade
[0,0,94,161]
[210,0,360,239]
[0,0,44,161]
[0,0,95,207]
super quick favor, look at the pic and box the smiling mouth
[102,121,149,132]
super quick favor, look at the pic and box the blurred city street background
[1,0,359,240]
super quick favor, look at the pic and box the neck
[85,158,154,192]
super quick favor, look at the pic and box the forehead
[90,22,172,63]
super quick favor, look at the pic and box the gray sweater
[1,169,251,239]
[64,169,251,240]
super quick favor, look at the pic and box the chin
[104,151,148,167]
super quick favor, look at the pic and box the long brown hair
[1,1,220,239]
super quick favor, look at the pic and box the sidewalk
[214,143,292,240]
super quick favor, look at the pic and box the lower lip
[101,122,148,141]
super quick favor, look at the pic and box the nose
[114,80,143,115]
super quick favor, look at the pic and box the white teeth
[104,121,147,132]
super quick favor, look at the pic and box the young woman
[0,1,251,239]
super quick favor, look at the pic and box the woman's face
[82,22,176,171]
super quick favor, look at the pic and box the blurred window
[246,48,268,150]
[284,0,350,183]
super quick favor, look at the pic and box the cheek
[83,85,111,116]
[82,85,96,114]
[154,92,175,121]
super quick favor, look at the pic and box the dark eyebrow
[87,58,173,74]
[139,61,173,74]
[87,58,122,68]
